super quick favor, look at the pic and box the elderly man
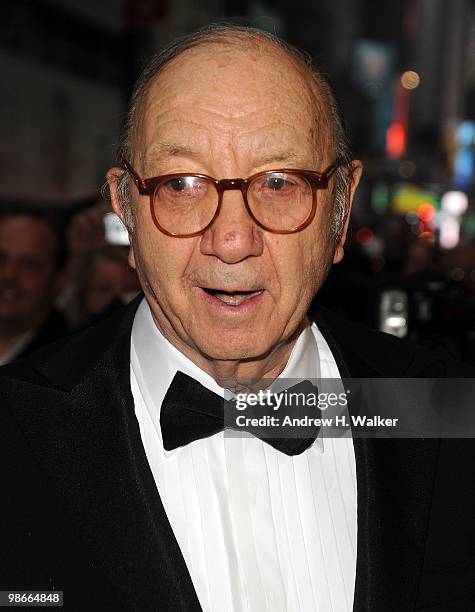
[1,25,474,612]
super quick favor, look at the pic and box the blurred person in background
[73,243,141,329]
[58,195,112,320]
[0,207,69,364]
[57,195,141,328]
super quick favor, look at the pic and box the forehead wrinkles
[134,40,333,165]
[287,57,334,160]
[150,46,313,118]
[142,121,316,179]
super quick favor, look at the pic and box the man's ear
[128,244,136,270]
[106,167,126,224]
[333,160,363,264]
[106,167,136,271]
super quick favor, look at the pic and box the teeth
[205,289,263,306]
[215,292,251,306]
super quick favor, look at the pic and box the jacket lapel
[12,296,201,611]
[314,305,440,611]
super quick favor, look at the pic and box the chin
[194,331,271,363]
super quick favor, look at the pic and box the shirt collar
[0,328,36,366]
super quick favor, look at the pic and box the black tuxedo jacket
[1,296,474,611]
[15,308,70,361]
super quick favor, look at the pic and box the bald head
[130,31,336,166]
[115,25,355,239]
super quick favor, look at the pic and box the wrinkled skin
[109,43,361,386]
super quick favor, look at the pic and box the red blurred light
[418,231,436,244]
[356,227,374,245]
[417,203,435,222]
[386,122,406,159]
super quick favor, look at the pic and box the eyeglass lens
[152,172,314,235]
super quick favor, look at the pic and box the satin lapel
[313,306,440,611]
[12,297,202,611]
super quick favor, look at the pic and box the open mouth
[201,287,264,306]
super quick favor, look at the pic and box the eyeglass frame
[121,158,343,238]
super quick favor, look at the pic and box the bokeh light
[441,191,468,215]
[440,215,461,249]
[356,227,374,245]
[418,231,436,244]
[417,203,436,222]
[401,70,420,90]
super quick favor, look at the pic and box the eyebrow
[255,151,307,166]
[144,145,314,172]
[146,143,199,161]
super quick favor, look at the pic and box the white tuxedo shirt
[130,298,357,611]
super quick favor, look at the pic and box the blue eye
[256,174,299,195]
[168,178,189,192]
[163,176,206,194]
[158,176,210,205]
[265,177,288,190]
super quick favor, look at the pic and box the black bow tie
[160,371,320,456]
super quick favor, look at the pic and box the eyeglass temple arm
[121,159,146,189]
[324,159,345,178]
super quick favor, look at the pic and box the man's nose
[199,190,264,263]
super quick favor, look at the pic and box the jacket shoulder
[0,295,143,389]
[0,334,74,386]
[312,304,474,377]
